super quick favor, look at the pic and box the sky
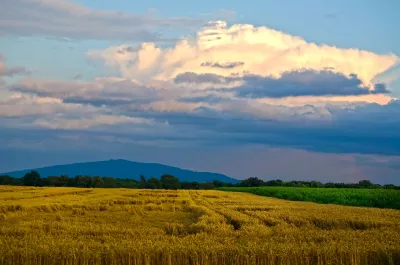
[1,0,400,184]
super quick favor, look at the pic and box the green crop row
[219,187,400,209]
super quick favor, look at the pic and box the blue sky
[76,0,399,51]
[0,0,400,184]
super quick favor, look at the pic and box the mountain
[1,159,239,183]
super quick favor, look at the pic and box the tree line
[0,172,398,190]
[235,177,400,190]
[0,171,225,189]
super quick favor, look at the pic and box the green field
[219,187,400,209]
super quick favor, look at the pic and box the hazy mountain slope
[2,159,239,183]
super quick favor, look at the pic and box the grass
[0,186,399,265]
[219,186,400,209]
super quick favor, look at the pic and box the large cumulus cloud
[88,21,398,89]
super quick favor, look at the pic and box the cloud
[372,62,400,96]
[174,72,232,84]
[0,92,153,130]
[174,70,389,98]
[34,114,152,130]
[10,76,335,122]
[73,74,83,80]
[0,53,30,77]
[10,78,159,106]
[0,93,95,118]
[1,16,400,183]
[324,13,337,19]
[235,70,389,98]
[0,0,204,41]
[201,61,244,69]
[2,20,400,160]
[2,78,400,156]
[89,21,398,88]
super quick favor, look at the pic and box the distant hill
[1,159,239,183]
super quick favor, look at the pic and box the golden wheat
[0,186,399,265]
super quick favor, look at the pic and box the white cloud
[88,21,398,89]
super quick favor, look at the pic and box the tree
[239,177,265,187]
[161,174,180,190]
[324,182,336,188]
[213,180,232,188]
[310,181,324,188]
[47,176,61,186]
[0,175,14,185]
[23,171,41,186]
[383,184,396,189]
[46,175,68,187]
[82,176,92,188]
[75,175,92,188]
[146,178,162,189]
[265,179,283,186]
[92,176,104,187]
[102,177,117,188]
[181,181,200,190]
[199,182,215,190]
[139,175,147,188]
[59,175,69,186]
[358,180,373,188]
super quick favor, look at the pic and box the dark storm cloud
[115,99,400,156]
[236,70,389,98]
[2,100,400,157]
[175,70,389,98]
[3,69,400,158]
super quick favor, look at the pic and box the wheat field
[0,186,399,265]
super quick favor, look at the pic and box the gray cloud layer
[174,72,231,84]
[4,75,400,156]
[237,70,389,98]
[175,70,389,98]
[10,78,158,106]
[0,0,204,41]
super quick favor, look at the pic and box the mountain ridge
[1,159,239,183]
